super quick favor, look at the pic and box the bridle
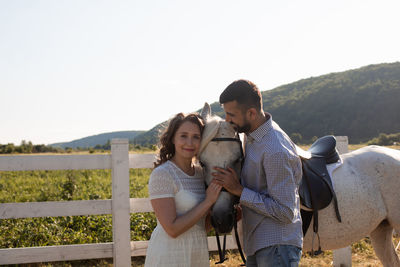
[210,136,244,166]
[209,135,246,265]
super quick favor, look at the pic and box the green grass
[0,169,151,203]
[0,168,156,249]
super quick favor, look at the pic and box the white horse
[302,145,400,266]
[198,103,400,267]
[198,103,243,235]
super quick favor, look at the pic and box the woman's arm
[151,181,221,238]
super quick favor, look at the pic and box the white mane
[198,115,222,156]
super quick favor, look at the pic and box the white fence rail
[0,139,238,266]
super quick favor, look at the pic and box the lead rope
[235,134,246,265]
[215,232,227,264]
[233,206,246,266]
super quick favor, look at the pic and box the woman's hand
[205,180,222,205]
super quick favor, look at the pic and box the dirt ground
[208,250,386,267]
[208,237,400,267]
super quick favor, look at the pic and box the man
[212,79,303,267]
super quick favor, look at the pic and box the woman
[144,113,222,267]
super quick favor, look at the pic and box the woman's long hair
[154,113,205,168]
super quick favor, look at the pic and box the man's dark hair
[219,79,263,112]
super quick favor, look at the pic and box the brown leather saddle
[298,135,342,254]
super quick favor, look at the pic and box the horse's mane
[198,115,221,156]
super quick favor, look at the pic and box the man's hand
[212,167,243,197]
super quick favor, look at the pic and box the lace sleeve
[148,166,176,199]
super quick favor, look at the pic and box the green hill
[138,62,400,144]
[131,123,167,146]
[51,131,145,149]
[260,62,400,143]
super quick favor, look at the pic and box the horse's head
[198,102,243,234]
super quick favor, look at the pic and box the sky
[1,0,400,145]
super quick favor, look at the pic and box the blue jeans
[246,245,302,267]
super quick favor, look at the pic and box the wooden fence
[0,139,238,266]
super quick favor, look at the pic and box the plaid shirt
[240,114,303,256]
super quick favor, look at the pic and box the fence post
[333,136,352,267]
[111,139,131,267]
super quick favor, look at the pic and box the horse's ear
[200,102,211,121]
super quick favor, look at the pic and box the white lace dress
[144,161,209,267]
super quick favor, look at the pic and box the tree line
[0,140,157,154]
[0,141,61,154]
[1,132,398,155]
[288,132,400,146]
[366,132,400,146]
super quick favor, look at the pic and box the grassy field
[0,168,156,250]
[1,147,399,266]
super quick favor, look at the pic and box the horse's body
[303,145,400,266]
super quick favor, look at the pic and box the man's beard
[236,122,251,134]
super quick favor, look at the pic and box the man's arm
[213,151,300,224]
[241,151,299,223]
